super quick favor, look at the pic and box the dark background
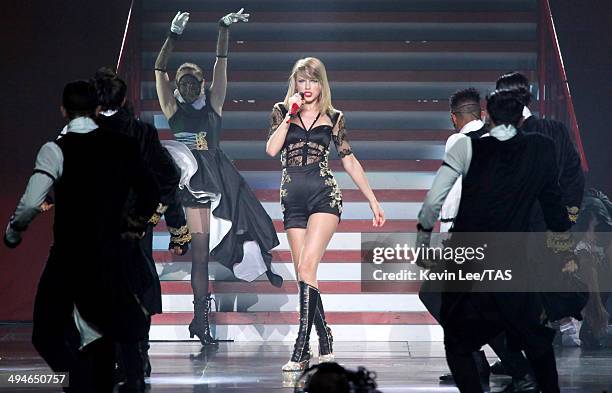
[0,1,610,320]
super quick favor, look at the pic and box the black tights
[191,232,210,299]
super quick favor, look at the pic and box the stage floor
[1,324,611,392]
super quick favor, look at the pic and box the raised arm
[155,11,190,120]
[209,9,250,116]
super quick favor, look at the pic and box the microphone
[286,92,305,123]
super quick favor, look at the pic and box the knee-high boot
[313,292,334,362]
[282,281,319,371]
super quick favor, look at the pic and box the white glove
[171,11,190,35]
[219,8,250,27]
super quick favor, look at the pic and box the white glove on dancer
[171,11,190,35]
[219,8,250,27]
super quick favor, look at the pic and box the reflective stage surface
[1,324,610,392]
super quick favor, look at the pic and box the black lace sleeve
[267,104,286,141]
[332,112,353,158]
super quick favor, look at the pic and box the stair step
[251,188,431,202]
[161,293,425,312]
[143,11,535,24]
[152,200,420,222]
[153,250,369,264]
[152,311,436,325]
[159,129,452,142]
[140,70,537,83]
[149,323,442,341]
[142,40,536,53]
[155,261,419,283]
[149,112,455,131]
[154,219,434,234]
[141,0,536,13]
[156,250,357,264]
[184,169,436,189]
[230,160,441,172]
[160,281,422,294]
[289,201,422,220]
[140,81,499,101]
[145,100,450,112]
[142,22,535,42]
[141,51,536,71]
[154,140,445,159]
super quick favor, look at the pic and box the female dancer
[155,10,282,345]
[266,57,385,371]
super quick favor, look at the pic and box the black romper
[268,103,353,229]
[165,90,282,287]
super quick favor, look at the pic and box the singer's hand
[285,93,304,123]
[370,201,385,228]
[287,93,304,111]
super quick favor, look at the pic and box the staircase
[133,0,540,341]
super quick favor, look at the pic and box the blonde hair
[284,57,334,115]
[176,62,204,84]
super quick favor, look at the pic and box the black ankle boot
[511,372,539,393]
[282,281,319,371]
[313,293,334,362]
[439,350,490,392]
[189,294,218,345]
[139,340,151,378]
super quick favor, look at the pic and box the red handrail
[538,0,588,171]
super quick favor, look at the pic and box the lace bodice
[267,103,353,168]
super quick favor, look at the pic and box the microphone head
[299,92,305,99]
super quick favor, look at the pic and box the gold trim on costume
[319,157,343,214]
[567,206,579,223]
[546,231,574,253]
[148,203,168,226]
[195,132,208,150]
[168,225,192,245]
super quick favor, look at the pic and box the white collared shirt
[439,119,485,232]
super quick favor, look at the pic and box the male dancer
[440,88,487,233]
[429,88,539,392]
[93,68,191,391]
[487,72,585,383]
[417,89,573,393]
[4,81,159,392]
[496,71,584,226]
